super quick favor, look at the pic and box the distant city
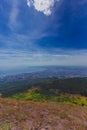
[0,66,87,82]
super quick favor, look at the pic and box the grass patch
[12,87,87,106]
[1,121,12,130]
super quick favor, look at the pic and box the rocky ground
[0,98,87,130]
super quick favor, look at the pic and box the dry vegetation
[0,98,87,130]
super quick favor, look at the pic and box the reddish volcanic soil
[0,98,87,130]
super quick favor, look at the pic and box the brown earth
[0,98,87,130]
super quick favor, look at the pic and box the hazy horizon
[0,65,87,77]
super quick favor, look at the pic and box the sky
[0,0,87,68]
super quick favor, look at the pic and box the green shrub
[12,87,87,106]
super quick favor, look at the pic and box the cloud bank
[0,49,87,68]
[27,0,59,16]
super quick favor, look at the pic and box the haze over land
[0,66,87,77]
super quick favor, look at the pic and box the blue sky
[0,0,87,68]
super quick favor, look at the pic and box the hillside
[0,77,87,129]
[2,77,86,106]
[0,98,87,130]
[0,77,87,97]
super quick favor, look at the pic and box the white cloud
[27,0,31,7]
[27,0,60,16]
[9,0,20,31]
